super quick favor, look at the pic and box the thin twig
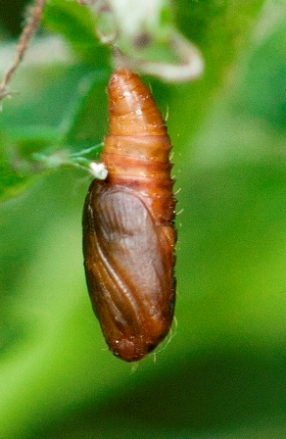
[0,0,46,101]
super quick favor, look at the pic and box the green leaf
[0,159,29,202]
[0,53,109,201]
[42,0,109,66]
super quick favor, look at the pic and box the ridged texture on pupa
[83,69,176,362]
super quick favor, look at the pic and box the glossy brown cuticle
[82,69,176,362]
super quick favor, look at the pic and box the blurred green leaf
[0,155,29,202]
[0,53,109,201]
[42,0,109,66]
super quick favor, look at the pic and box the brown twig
[0,0,46,101]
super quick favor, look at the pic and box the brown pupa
[82,68,176,362]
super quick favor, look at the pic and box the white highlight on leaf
[108,0,165,38]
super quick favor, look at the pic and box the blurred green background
[1,1,286,438]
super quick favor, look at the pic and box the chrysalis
[82,69,176,362]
